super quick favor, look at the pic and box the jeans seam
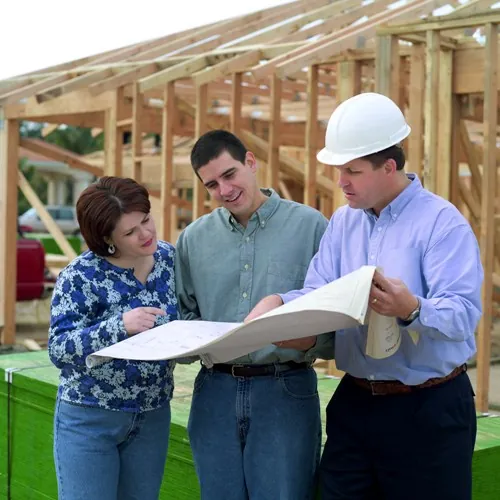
[54,398,65,499]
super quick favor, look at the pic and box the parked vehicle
[17,228,47,301]
[19,205,80,235]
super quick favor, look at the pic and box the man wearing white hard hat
[246,92,482,500]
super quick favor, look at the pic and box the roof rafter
[252,0,450,80]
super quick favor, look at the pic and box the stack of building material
[1,352,500,499]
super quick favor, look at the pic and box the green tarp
[0,352,499,499]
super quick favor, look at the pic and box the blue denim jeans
[54,398,171,500]
[188,364,321,500]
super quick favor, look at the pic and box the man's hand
[275,336,317,351]
[369,271,419,320]
[123,307,166,335]
[244,294,284,322]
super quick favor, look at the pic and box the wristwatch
[403,298,421,323]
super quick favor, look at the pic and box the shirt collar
[364,173,422,221]
[223,188,280,230]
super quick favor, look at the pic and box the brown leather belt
[347,364,467,396]
[211,361,308,378]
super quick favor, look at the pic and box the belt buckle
[231,364,245,377]
[369,381,387,396]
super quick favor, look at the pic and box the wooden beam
[132,83,143,182]
[129,0,299,62]
[436,48,452,200]
[193,51,262,87]
[267,75,282,190]
[139,57,208,92]
[377,10,500,36]
[4,89,113,119]
[241,130,335,196]
[423,30,440,193]
[89,63,160,96]
[281,0,395,44]
[231,73,243,136]
[0,114,18,344]
[161,82,175,241]
[375,35,400,104]
[230,0,338,46]
[193,85,208,220]
[304,66,319,207]
[477,22,498,414]
[0,75,70,106]
[449,96,461,209]
[35,69,114,103]
[459,120,482,205]
[105,87,124,176]
[253,0,448,80]
[17,170,77,261]
[19,137,103,176]
[408,43,425,179]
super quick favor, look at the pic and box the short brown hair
[363,144,406,171]
[76,176,151,256]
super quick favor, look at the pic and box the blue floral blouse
[48,240,178,413]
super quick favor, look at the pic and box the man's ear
[245,151,257,172]
[384,158,397,175]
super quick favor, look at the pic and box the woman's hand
[123,307,166,335]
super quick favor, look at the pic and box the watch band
[403,298,421,323]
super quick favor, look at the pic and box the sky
[0,0,290,80]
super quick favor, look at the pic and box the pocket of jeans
[193,369,210,394]
[279,368,318,399]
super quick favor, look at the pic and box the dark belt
[210,361,309,378]
[348,364,467,396]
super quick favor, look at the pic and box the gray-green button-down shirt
[175,189,335,364]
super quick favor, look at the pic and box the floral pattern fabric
[49,240,178,413]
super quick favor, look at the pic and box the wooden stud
[0,114,18,344]
[375,35,400,103]
[408,43,425,178]
[333,60,362,211]
[160,82,175,241]
[436,49,453,200]
[449,95,462,209]
[304,65,319,207]
[423,30,440,193]
[267,74,282,190]
[105,87,124,177]
[476,22,498,414]
[193,84,208,220]
[231,73,243,136]
[132,82,143,182]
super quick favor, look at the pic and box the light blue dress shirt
[281,174,483,385]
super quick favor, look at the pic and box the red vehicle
[17,226,48,301]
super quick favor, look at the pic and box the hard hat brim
[316,124,411,166]
[316,148,358,166]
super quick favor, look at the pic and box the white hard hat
[317,92,411,166]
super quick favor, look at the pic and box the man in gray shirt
[175,130,335,500]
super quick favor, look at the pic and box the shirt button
[244,264,249,270]
[261,221,265,227]
[370,254,375,260]
[246,237,250,242]
[242,292,248,298]
[377,227,382,232]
